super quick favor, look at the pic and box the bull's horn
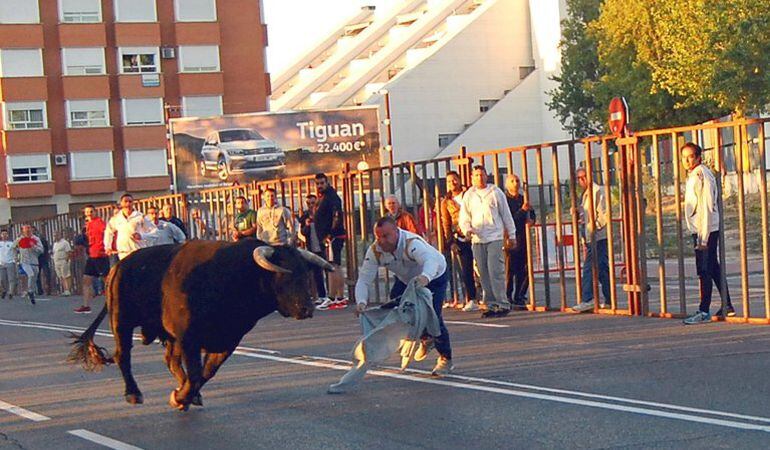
[297,248,335,272]
[252,246,292,274]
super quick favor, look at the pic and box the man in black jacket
[313,173,347,308]
[504,174,535,310]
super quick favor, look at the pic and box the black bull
[68,239,333,411]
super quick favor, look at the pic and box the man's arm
[594,186,608,231]
[439,198,453,242]
[169,222,186,243]
[408,239,444,282]
[497,189,517,238]
[103,219,115,252]
[283,208,296,244]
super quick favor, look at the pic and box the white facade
[270,0,570,169]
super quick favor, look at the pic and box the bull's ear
[252,246,292,274]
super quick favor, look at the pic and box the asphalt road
[1,294,770,449]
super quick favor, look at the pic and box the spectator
[440,170,476,310]
[571,167,612,312]
[298,194,330,305]
[104,193,154,260]
[72,227,88,295]
[15,224,43,305]
[459,165,516,317]
[681,143,735,324]
[504,174,535,310]
[0,229,18,299]
[190,208,215,240]
[75,205,111,314]
[32,226,51,295]
[353,216,454,375]
[256,188,295,246]
[417,196,437,246]
[144,205,186,246]
[159,203,188,238]
[384,195,423,235]
[313,173,347,309]
[52,230,73,296]
[231,196,258,241]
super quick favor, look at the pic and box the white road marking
[3,319,770,433]
[68,429,143,450]
[444,320,510,328]
[0,399,50,422]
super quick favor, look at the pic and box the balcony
[1,129,52,154]
[117,74,165,98]
[70,178,118,195]
[175,22,221,45]
[58,23,106,47]
[6,182,55,199]
[0,77,47,102]
[62,75,110,99]
[122,125,166,149]
[115,23,161,46]
[126,175,169,192]
[0,24,44,48]
[178,72,224,95]
[66,127,114,151]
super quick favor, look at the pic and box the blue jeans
[389,270,452,360]
[581,239,611,304]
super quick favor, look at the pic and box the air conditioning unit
[161,47,176,59]
[54,154,68,166]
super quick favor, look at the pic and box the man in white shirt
[104,193,154,260]
[355,216,453,375]
[256,188,295,246]
[144,205,187,246]
[681,143,734,324]
[459,165,517,316]
[0,229,18,299]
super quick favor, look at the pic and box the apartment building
[0,0,270,223]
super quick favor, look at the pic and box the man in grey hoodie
[15,224,43,304]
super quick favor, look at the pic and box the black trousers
[450,240,476,301]
[505,247,528,304]
[694,231,732,313]
[312,250,327,298]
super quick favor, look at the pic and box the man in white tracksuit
[459,165,517,316]
[681,143,734,324]
[104,194,154,260]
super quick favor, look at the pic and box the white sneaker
[316,298,335,310]
[63,290,71,297]
[314,297,331,306]
[572,301,595,313]
[462,300,479,312]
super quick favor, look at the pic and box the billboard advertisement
[170,106,381,192]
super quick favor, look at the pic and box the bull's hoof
[169,390,188,411]
[191,394,203,407]
[125,393,143,405]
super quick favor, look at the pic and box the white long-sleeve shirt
[0,240,17,265]
[684,163,720,246]
[104,210,154,259]
[355,229,446,305]
[143,219,186,246]
[458,184,516,244]
[580,182,608,243]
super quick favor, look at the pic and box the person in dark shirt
[313,173,347,308]
[504,174,535,309]
[159,203,188,238]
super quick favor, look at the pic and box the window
[0,0,39,23]
[114,0,156,22]
[0,49,43,77]
[59,0,101,23]
[67,99,109,128]
[7,154,50,183]
[182,96,221,117]
[174,0,216,22]
[178,45,220,72]
[62,48,105,75]
[70,151,113,180]
[125,149,167,177]
[479,99,498,113]
[122,98,163,126]
[3,102,46,130]
[438,133,459,149]
[119,47,159,73]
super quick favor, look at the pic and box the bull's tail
[67,304,113,372]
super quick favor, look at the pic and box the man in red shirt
[74,205,110,314]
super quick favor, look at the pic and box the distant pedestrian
[52,230,73,296]
[681,143,734,324]
[299,194,329,305]
[0,229,18,299]
[256,188,295,246]
[15,224,43,305]
[504,174,535,310]
[459,165,517,317]
[32,226,51,295]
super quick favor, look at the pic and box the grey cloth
[472,239,510,309]
[0,262,17,296]
[328,280,440,394]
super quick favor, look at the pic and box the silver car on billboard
[199,128,286,181]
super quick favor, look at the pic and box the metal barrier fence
[6,117,770,324]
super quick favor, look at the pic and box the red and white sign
[608,97,629,136]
